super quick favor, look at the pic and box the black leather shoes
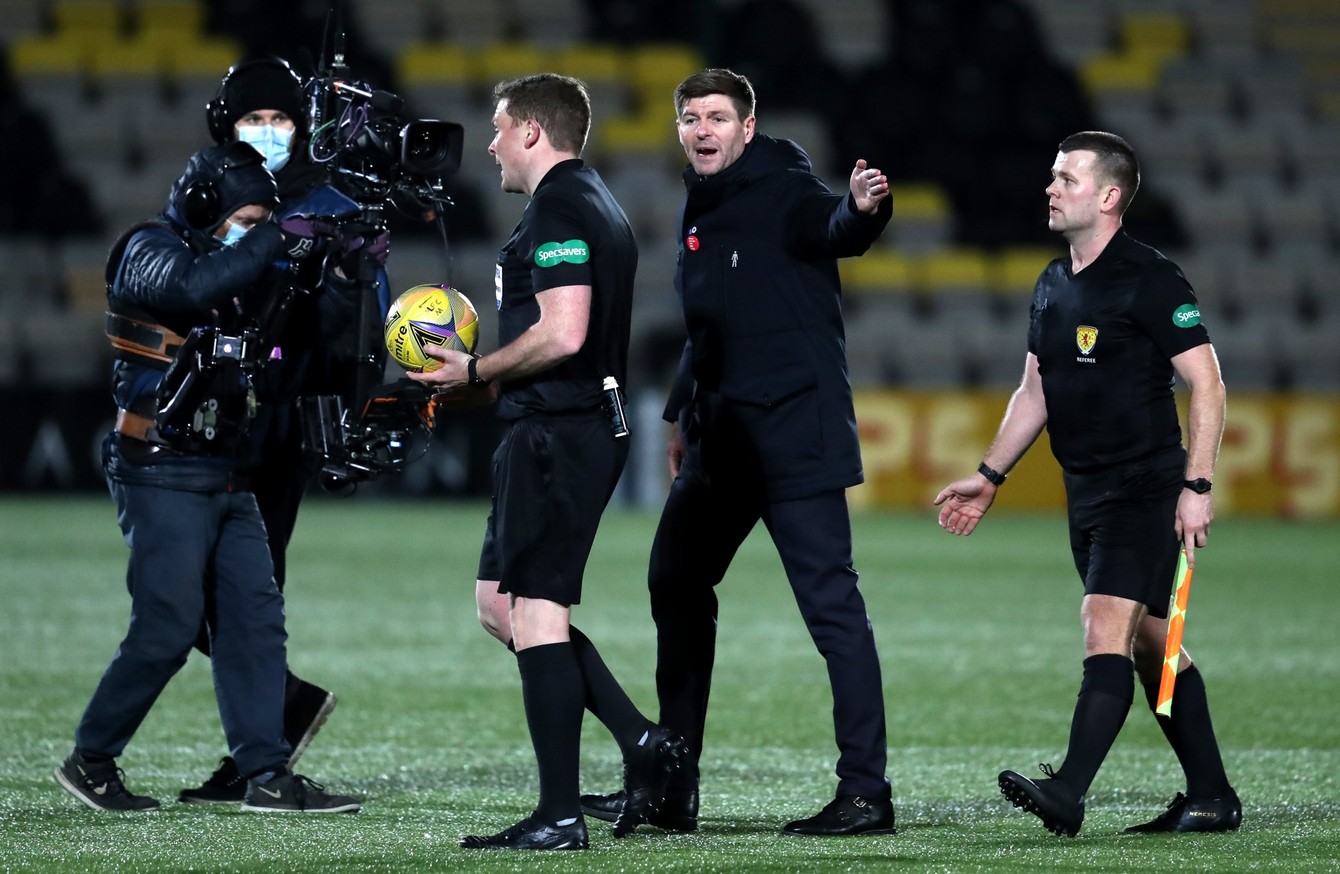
[999,765,1085,837]
[459,815,589,850]
[782,794,896,836]
[1125,789,1242,833]
[612,726,691,836]
[580,786,699,831]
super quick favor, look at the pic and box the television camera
[295,19,467,490]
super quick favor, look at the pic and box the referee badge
[1075,325,1098,354]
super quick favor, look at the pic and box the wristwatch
[1183,477,1213,494]
[466,356,487,388]
[977,461,1007,486]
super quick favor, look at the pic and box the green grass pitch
[2,494,1337,872]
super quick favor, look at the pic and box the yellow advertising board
[852,390,1340,517]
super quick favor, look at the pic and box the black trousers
[647,454,889,799]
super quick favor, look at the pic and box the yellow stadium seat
[555,43,627,83]
[54,0,122,36]
[1120,13,1189,63]
[595,114,676,156]
[991,247,1063,297]
[1079,52,1163,95]
[888,184,951,221]
[477,42,554,86]
[164,37,244,77]
[10,35,90,76]
[841,251,918,294]
[915,248,992,295]
[92,37,168,78]
[137,0,206,36]
[628,43,704,100]
[398,42,477,87]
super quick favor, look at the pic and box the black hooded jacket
[670,134,891,501]
[104,152,285,479]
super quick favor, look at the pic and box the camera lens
[400,121,463,176]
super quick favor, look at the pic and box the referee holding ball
[410,73,686,851]
[935,131,1239,838]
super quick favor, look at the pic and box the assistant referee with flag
[934,131,1240,838]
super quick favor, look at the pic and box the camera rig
[294,10,466,490]
[300,379,437,490]
[304,13,463,214]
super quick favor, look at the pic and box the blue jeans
[75,478,289,776]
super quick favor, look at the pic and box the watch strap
[978,461,1007,486]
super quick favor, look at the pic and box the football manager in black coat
[583,68,896,836]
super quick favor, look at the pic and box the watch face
[1185,478,1212,494]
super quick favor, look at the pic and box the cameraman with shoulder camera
[175,57,396,804]
[54,143,359,814]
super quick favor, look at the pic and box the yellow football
[384,284,479,372]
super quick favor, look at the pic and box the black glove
[279,215,338,261]
[336,228,390,278]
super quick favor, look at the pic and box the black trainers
[284,679,337,768]
[999,764,1086,837]
[53,751,160,812]
[1126,790,1243,833]
[783,794,896,836]
[178,756,246,804]
[460,815,589,850]
[581,785,700,832]
[240,771,361,813]
[612,726,690,837]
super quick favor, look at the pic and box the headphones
[205,56,304,144]
[181,141,266,230]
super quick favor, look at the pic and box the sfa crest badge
[1075,325,1098,355]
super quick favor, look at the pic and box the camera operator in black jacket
[53,143,359,814]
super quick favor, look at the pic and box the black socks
[1056,653,1134,797]
[569,626,653,757]
[1141,663,1232,797]
[516,642,584,823]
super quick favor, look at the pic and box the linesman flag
[1155,548,1194,717]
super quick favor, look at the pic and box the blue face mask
[220,222,249,247]
[236,124,294,173]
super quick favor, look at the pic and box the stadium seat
[1079,52,1164,114]
[436,2,511,45]
[627,44,705,108]
[52,0,122,39]
[594,115,678,162]
[510,0,585,46]
[477,43,554,87]
[136,0,206,37]
[914,248,993,300]
[1186,1,1259,62]
[840,251,917,296]
[882,184,953,253]
[991,246,1062,299]
[554,43,634,133]
[398,42,477,88]
[1158,58,1234,121]
[1119,12,1190,65]
[397,42,479,123]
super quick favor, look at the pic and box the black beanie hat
[221,59,306,129]
[169,142,279,232]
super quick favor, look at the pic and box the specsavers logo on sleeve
[1172,304,1201,328]
[535,240,590,267]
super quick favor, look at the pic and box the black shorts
[477,414,628,605]
[1063,448,1185,619]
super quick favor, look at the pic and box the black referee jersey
[1028,230,1211,474]
[492,159,637,421]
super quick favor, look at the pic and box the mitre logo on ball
[384,284,479,372]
